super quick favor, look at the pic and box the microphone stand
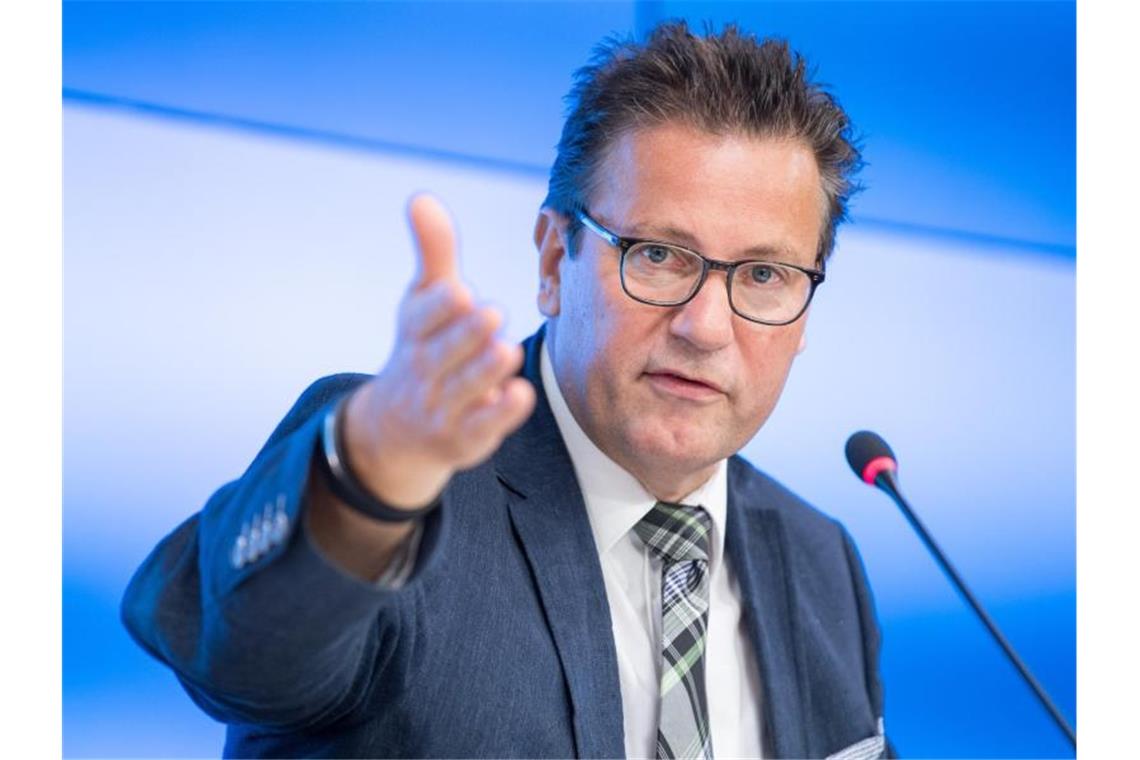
[875,470,1076,749]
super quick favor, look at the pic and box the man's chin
[620,424,728,486]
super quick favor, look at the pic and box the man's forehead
[585,124,826,264]
[592,123,824,202]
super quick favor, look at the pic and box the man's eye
[749,265,781,284]
[643,246,673,265]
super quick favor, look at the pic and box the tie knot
[634,502,712,564]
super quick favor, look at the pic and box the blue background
[63,2,1075,757]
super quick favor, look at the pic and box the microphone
[845,431,1076,749]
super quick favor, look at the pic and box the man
[123,21,890,759]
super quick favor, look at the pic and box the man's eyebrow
[624,222,801,261]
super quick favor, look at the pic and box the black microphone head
[845,430,898,485]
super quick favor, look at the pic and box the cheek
[554,264,630,400]
[737,330,804,408]
[561,279,607,366]
[563,265,641,357]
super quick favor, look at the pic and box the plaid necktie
[634,502,714,760]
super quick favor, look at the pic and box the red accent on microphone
[861,455,897,485]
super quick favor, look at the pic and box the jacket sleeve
[119,373,448,730]
[840,526,897,759]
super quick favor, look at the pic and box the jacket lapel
[495,328,625,759]
[726,457,810,759]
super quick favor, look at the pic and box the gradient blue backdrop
[63,2,1075,757]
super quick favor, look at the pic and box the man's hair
[543,20,863,264]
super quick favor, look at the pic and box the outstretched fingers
[452,377,537,468]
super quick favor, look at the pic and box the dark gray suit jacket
[122,328,890,758]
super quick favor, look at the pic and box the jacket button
[272,497,290,544]
[247,524,264,561]
[259,504,275,548]
[230,534,248,569]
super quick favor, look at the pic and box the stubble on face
[544,123,825,500]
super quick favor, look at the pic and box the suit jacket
[121,327,890,759]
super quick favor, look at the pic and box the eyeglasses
[575,210,825,326]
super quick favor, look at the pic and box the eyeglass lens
[622,242,811,324]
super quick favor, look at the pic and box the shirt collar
[539,339,728,570]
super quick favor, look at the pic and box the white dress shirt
[540,343,765,759]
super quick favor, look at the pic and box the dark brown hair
[543,20,863,264]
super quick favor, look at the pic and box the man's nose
[668,272,735,351]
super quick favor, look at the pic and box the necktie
[634,502,714,760]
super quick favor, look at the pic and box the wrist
[343,384,452,509]
[316,394,440,522]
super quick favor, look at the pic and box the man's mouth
[643,371,726,401]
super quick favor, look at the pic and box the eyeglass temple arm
[575,211,621,247]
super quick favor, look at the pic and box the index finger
[407,193,459,290]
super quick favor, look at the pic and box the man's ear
[534,208,569,318]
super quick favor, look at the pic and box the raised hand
[339,194,537,511]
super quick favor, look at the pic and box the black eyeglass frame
[575,210,825,327]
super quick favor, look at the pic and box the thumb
[407,193,459,289]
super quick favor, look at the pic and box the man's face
[536,122,825,499]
